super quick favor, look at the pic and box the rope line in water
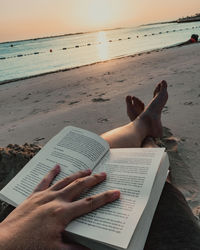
[0,25,199,61]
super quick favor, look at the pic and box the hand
[0,165,120,250]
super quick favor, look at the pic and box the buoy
[62,48,67,50]
[50,49,53,52]
[10,44,13,47]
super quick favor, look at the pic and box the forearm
[0,223,14,250]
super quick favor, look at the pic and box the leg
[101,81,168,148]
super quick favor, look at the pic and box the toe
[160,80,167,89]
[132,96,145,110]
[126,96,133,105]
[153,83,161,97]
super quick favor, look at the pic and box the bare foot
[126,96,145,121]
[138,80,168,138]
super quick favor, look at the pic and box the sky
[0,0,200,42]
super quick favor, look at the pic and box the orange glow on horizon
[0,0,200,42]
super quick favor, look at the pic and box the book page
[0,126,109,206]
[67,148,166,249]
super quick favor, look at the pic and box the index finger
[33,165,60,193]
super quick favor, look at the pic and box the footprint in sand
[97,118,109,123]
[180,137,187,142]
[87,77,94,81]
[104,72,111,76]
[92,98,110,102]
[30,108,41,115]
[184,101,194,106]
[162,106,168,114]
[34,137,45,142]
[69,101,80,105]
[8,128,15,132]
[56,100,66,104]
[116,79,126,83]
[98,93,106,97]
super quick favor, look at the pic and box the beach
[0,43,200,219]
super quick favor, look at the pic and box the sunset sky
[1,0,200,42]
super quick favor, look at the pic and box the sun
[88,0,112,27]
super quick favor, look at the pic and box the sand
[0,43,200,220]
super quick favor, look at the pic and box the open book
[0,126,169,250]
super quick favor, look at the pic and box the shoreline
[0,43,184,86]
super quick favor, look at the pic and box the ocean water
[0,21,200,83]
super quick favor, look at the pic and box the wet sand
[0,43,200,220]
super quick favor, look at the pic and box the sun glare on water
[97,31,109,61]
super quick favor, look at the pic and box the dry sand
[0,43,200,219]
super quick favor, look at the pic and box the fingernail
[100,172,106,177]
[112,191,120,199]
[54,165,60,173]
[85,169,92,174]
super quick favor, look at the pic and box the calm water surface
[0,22,200,82]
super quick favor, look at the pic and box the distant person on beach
[0,81,200,249]
[178,34,199,46]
